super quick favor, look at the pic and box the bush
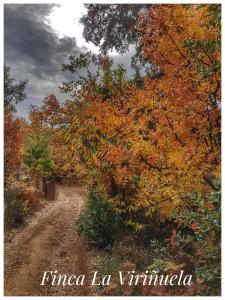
[23,190,42,210]
[79,187,122,249]
[172,186,221,295]
[4,189,25,228]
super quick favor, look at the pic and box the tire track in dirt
[4,184,90,296]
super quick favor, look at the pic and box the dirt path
[4,184,91,296]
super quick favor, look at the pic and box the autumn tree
[60,4,221,292]
[4,65,27,184]
[28,95,85,179]
[4,112,25,182]
[62,4,220,230]
[133,4,221,217]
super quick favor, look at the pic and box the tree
[4,111,25,182]
[80,4,150,54]
[4,65,27,184]
[60,5,221,293]
[28,95,85,179]
[4,64,27,109]
[62,4,220,230]
[80,4,153,75]
[23,135,55,187]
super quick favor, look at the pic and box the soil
[4,184,92,296]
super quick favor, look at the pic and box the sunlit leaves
[61,5,220,231]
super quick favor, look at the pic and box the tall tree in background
[80,4,168,86]
[23,135,55,188]
[80,4,150,54]
[4,65,27,110]
[4,65,27,183]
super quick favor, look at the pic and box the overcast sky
[4,4,133,119]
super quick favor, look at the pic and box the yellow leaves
[40,4,220,232]
[135,90,156,108]
[134,223,145,231]
[130,137,154,159]
[213,165,221,180]
[92,154,99,166]
[126,220,145,231]
[84,99,127,136]
[172,5,214,42]
[168,147,187,169]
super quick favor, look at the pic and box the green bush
[79,188,122,249]
[173,185,221,295]
[4,189,24,228]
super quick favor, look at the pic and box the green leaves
[23,135,55,178]
[79,188,122,249]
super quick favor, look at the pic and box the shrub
[24,190,42,210]
[79,187,122,249]
[4,189,24,228]
[172,185,221,295]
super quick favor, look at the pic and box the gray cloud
[4,4,133,119]
[111,46,135,78]
[4,4,78,76]
[4,4,81,118]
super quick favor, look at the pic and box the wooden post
[45,177,55,200]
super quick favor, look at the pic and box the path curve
[4,184,90,296]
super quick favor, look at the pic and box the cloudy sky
[4,3,133,119]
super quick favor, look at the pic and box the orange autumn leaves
[74,5,219,227]
[30,5,220,230]
[28,95,85,179]
[138,5,220,185]
[4,110,25,180]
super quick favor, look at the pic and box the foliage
[4,66,27,184]
[4,64,27,109]
[61,4,220,231]
[80,4,151,54]
[61,52,129,99]
[173,186,221,295]
[79,188,122,249]
[23,135,55,181]
[4,110,25,181]
[80,5,154,74]
[28,95,85,179]
[4,180,44,229]
[4,189,25,228]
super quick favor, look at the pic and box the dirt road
[4,184,90,296]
